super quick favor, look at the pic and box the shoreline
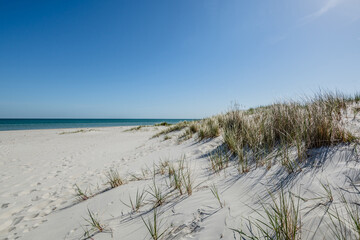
[0,119,196,132]
[0,125,132,133]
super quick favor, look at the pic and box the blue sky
[0,0,359,118]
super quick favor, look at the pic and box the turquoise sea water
[0,119,195,131]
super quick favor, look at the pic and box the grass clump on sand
[222,92,358,172]
[167,156,194,196]
[148,178,169,208]
[74,184,92,202]
[178,118,221,141]
[121,188,147,213]
[178,122,199,141]
[153,118,220,141]
[209,148,230,173]
[198,118,220,140]
[154,122,172,126]
[105,169,123,188]
[124,125,145,132]
[152,121,189,138]
[82,208,107,238]
[156,159,170,175]
[232,189,301,240]
[210,184,223,208]
[142,208,168,240]
[328,193,360,240]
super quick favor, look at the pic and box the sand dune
[1,113,360,239]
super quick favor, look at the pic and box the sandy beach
[1,106,360,240]
[2,1,360,239]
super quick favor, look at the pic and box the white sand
[1,119,360,239]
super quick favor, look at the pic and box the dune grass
[154,122,172,126]
[124,125,145,132]
[222,92,358,173]
[74,184,92,202]
[167,156,194,196]
[121,188,147,212]
[198,118,220,140]
[169,163,183,195]
[82,208,106,238]
[141,208,167,240]
[152,121,189,138]
[148,179,169,208]
[232,189,301,240]
[353,107,360,120]
[209,148,230,173]
[181,165,193,196]
[105,169,123,188]
[320,182,334,204]
[210,184,223,208]
[155,159,170,175]
[163,135,171,141]
[328,192,360,240]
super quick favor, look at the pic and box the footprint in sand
[12,216,24,226]
[1,203,9,209]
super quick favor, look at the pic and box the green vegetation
[141,208,167,240]
[167,156,194,196]
[74,184,91,201]
[121,188,147,212]
[353,107,360,120]
[232,189,301,240]
[82,208,106,238]
[222,92,358,173]
[156,159,170,175]
[210,184,223,208]
[105,169,124,188]
[152,121,189,138]
[181,164,193,196]
[154,122,172,126]
[198,118,220,140]
[71,91,360,240]
[124,125,145,132]
[327,190,360,240]
[148,179,169,208]
[209,148,230,173]
[163,135,171,141]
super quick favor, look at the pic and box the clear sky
[0,0,359,118]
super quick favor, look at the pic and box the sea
[0,119,196,131]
